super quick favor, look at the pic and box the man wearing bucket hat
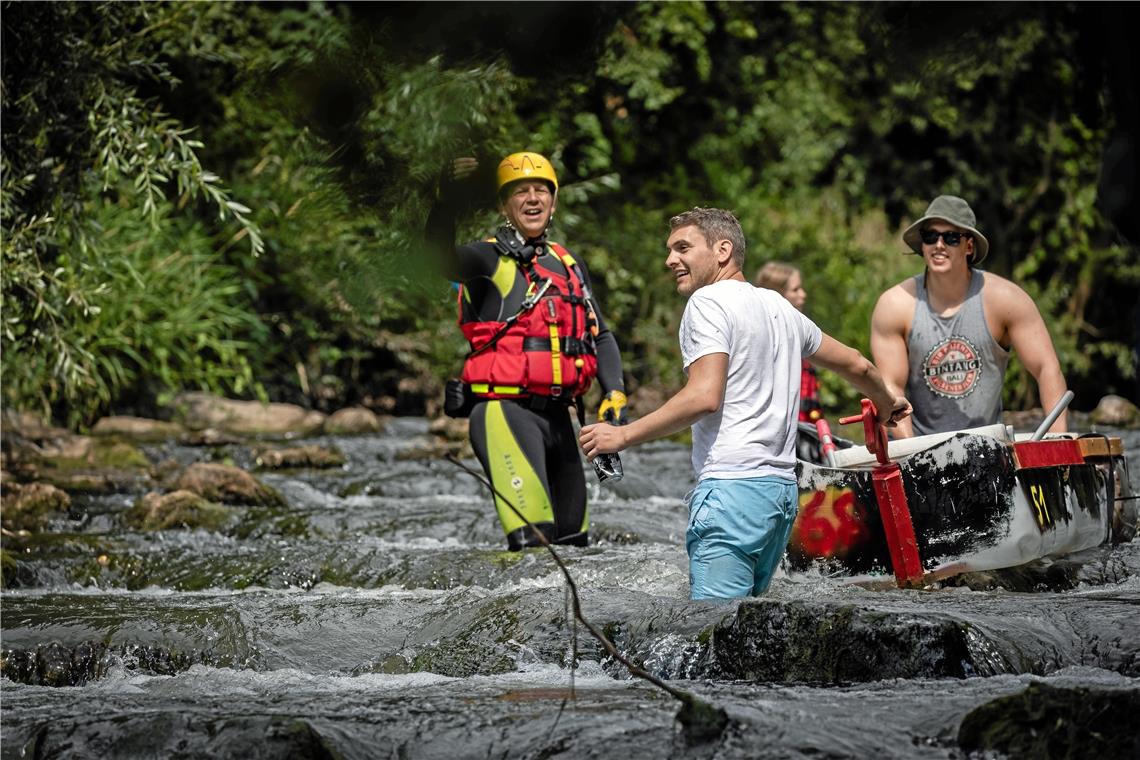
[425,152,628,550]
[870,195,1068,437]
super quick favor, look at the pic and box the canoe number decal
[794,487,867,558]
[1028,483,1054,531]
[1019,468,1071,533]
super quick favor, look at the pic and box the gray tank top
[906,272,1009,435]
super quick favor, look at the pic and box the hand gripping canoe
[839,399,925,588]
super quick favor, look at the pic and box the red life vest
[799,359,822,422]
[459,242,599,400]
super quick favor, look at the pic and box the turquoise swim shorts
[685,475,799,600]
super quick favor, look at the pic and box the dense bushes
[2,1,1135,427]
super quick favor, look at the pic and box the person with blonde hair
[755,261,819,423]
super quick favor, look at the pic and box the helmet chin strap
[495,223,546,264]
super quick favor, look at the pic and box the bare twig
[445,454,728,743]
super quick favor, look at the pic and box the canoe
[789,418,1135,585]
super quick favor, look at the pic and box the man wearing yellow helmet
[427,151,629,550]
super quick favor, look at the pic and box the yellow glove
[597,390,629,425]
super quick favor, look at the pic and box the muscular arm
[579,352,727,457]
[992,280,1069,432]
[808,335,911,427]
[870,286,916,437]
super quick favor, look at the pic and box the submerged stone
[13,714,343,759]
[1,641,209,686]
[676,701,729,746]
[704,599,973,682]
[958,682,1140,758]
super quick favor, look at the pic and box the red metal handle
[814,418,837,460]
[839,398,890,466]
[840,399,923,587]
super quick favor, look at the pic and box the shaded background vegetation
[3,1,1137,429]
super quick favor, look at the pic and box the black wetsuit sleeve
[426,201,499,284]
[425,163,500,281]
[426,199,460,279]
[594,331,625,394]
[425,197,469,281]
[575,258,625,394]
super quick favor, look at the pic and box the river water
[2,418,1138,758]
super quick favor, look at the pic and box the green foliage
[2,0,1135,429]
[3,193,264,427]
[2,1,265,425]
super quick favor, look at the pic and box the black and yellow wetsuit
[427,205,626,550]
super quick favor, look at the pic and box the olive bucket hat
[902,195,990,265]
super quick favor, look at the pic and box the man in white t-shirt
[579,207,910,600]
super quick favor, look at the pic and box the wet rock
[704,599,974,682]
[256,562,322,590]
[1,548,16,588]
[396,434,470,461]
[170,391,326,437]
[90,416,187,441]
[1,481,71,531]
[181,427,245,447]
[6,431,153,493]
[408,595,528,677]
[0,641,200,686]
[677,696,730,745]
[126,490,231,531]
[175,462,285,507]
[940,562,1082,593]
[323,406,384,435]
[591,527,643,545]
[1092,394,1139,427]
[357,653,414,675]
[37,641,75,687]
[1,409,69,440]
[429,415,469,442]
[958,682,1140,758]
[16,429,149,470]
[254,445,346,470]
[1,417,80,477]
[12,714,341,759]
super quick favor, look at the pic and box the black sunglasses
[919,229,972,246]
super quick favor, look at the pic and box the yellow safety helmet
[496,151,558,197]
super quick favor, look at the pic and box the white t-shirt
[679,279,822,482]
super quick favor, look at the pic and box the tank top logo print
[921,336,983,398]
